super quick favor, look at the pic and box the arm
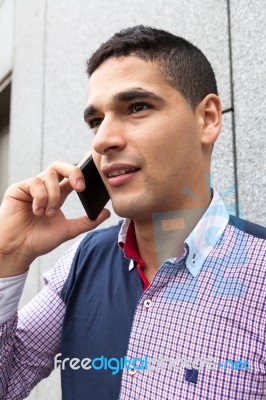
[0,161,110,398]
[0,290,64,400]
[0,240,81,399]
[0,161,110,278]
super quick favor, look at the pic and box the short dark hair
[87,25,218,109]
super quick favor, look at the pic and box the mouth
[107,167,139,178]
[102,164,140,187]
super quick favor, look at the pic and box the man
[0,25,265,399]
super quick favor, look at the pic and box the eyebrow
[83,105,98,122]
[83,88,164,122]
[113,88,163,103]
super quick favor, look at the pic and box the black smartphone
[77,154,110,220]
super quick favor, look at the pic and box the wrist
[0,253,31,278]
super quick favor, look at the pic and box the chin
[111,196,157,221]
[112,204,139,219]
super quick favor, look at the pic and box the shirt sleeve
[0,272,28,323]
[0,238,82,400]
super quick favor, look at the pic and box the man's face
[84,56,206,220]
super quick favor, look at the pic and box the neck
[133,192,212,283]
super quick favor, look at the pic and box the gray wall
[0,0,265,398]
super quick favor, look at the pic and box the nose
[92,116,126,156]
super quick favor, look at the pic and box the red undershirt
[119,220,150,291]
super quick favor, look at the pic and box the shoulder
[43,221,124,295]
[74,221,124,261]
[225,215,266,269]
[42,238,84,295]
[228,214,266,240]
[73,220,125,269]
[79,220,123,249]
[61,221,128,303]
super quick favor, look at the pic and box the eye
[89,118,103,129]
[131,103,150,113]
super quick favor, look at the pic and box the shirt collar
[118,219,144,268]
[118,189,229,277]
[184,189,229,276]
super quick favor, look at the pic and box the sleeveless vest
[60,223,143,399]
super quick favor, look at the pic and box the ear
[197,94,222,146]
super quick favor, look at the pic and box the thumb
[65,208,111,240]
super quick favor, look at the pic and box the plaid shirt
[0,191,265,399]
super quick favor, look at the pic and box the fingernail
[76,178,85,188]
[36,207,45,215]
[47,209,57,217]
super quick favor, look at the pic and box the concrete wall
[0,0,265,398]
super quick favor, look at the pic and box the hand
[0,161,110,276]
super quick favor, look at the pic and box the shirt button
[144,299,152,309]
[129,367,137,377]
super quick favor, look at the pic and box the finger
[59,178,77,206]
[52,161,85,191]
[59,160,92,205]
[38,162,86,216]
[18,177,49,216]
[56,177,83,209]
[38,161,85,192]
[41,168,62,217]
[64,208,111,240]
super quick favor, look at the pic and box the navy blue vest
[60,223,143,399]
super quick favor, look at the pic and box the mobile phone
[77,154,110,220]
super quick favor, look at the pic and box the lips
[108,167,138,178]
[101,164,140,187]
[102,164,140,178]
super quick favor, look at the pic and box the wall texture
[0,0,265,398]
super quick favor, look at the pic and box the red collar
[119,220,150,291]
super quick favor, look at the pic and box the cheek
[142,124,199,178]
[142,124,185,161]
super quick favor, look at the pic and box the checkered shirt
[0,191,265,399]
